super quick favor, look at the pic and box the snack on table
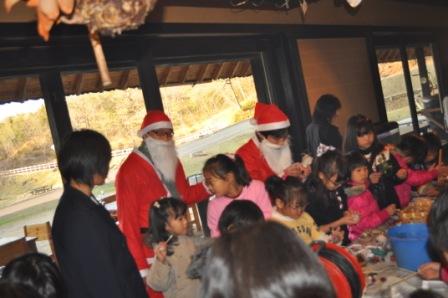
[398,198,433,224]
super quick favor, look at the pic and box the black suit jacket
[52,186,147,298]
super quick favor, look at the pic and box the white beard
[259,139,293,176]
[145,136,178,183]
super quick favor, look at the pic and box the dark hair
[57,129,111,187]
[422,132,442,155]
[265,175,307,208]
[201,221,335,298]
[409,289,444,298]
[258,128,289,139]
[307,150,346,207]
[0,280,42,298]
[344,114,376,153]
[313,94,341,124]
[1,253,64,298]
[397,134,428,165]
[203,154,251,186]
[345,152,369,179]
[146,197,187,255]
[217,200,264,235]
[428,189,448,252]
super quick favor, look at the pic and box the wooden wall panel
[298,38,379,136]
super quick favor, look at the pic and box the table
[363,261,448,297]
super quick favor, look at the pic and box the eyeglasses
[150,129,174,138]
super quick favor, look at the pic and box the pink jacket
[207,180,272,237]
[393,152,438,208]
[346,182,390,241]
[441,265,448,283]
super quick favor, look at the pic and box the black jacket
[306,121,342,156]
[52,186,147,298]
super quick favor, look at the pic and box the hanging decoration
[346,0,363,8]
[5,0,158,87]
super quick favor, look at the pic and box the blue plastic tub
[387,223,431,271]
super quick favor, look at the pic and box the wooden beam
[158,67,170,86]
[118,69,130,89]
[240,62,251,77]
[39,71,72,154]
[179,65,190,84]
[95,73,104,91]
[230,61,242,78]
[138,51,163,111]
[15,77,28,100]
[74,73,84,95]
[197,64,209,83]
[215,63,226,79]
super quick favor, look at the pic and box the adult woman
[306,94,342,157]
[52,129,147,298]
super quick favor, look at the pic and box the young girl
[393,134,446,207]
[266,175,340,244]
[146,197,205,298]
[306,150,360,245]
[344,114,402,209]
[204,154,272,237]
[344,152,396,241]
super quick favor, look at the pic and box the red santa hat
[250,102,290,131]
[137,110,173,137]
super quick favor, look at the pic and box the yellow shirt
[271,210,327,245]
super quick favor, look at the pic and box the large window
[63,69,146,198]
[0,75,61,253]
[376,44,443,137]
[158,60,258,177]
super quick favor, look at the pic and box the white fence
[0,148,134,177]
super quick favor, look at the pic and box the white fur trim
[256,120,290,131]
[137,121,173,137]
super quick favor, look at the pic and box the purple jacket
[345,182,390,241]
[393,152,438,208]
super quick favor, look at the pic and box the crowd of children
[3,107,448,298]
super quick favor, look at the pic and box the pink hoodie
[393,152,438,208]
[346,182,390,241]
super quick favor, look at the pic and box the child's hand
[369,172,382,184]
[418,262,441,280]
[284,163,310,180]
[385,204,396,216]
[342,211,360,225]
[396,168,407,180]
[155,242,168,264]
[329,226,344,244]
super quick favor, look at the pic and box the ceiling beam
[230,61,242,78]
[213,63,225,80]
[15,76,28,100]
[197,64,209,83]
[118,69,130,89]
[179,65,190,84]
[157,67,170,86]
[74,73,84,95]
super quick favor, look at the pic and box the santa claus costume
[235,102,292,182]
[115,111,209,298]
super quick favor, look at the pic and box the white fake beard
[145,136,178,182]
[259,139,293,176]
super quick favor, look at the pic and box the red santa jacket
[235,138,277,182]
[115,150,209,276]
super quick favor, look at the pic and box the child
[266,175,337,244]
[344,114,402,209]
[201,222,335,298]
[1,253,65,298]
[393,134,446,207]
[417,133,443,196]
[418,189,448,283]
[306,150,360,245]
[344,152,396,241]
[146,197,205,298]
[218,200,264,235]
[203,154,272,237]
